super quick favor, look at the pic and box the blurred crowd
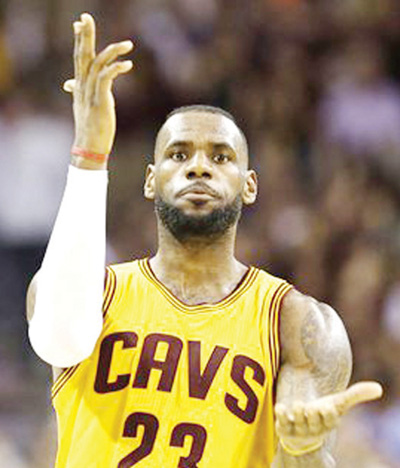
[0,0,400,466]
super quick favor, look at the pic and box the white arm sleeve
[29,165,108,368]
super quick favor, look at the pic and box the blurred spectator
[382,279,400,342]
[0,30,13,94]
[0,91,72,363]
[319,38,400,178]
[336,408,394,467]
[0,431,29,468]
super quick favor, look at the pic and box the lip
[178,184,219,198]
[181,192,215,203]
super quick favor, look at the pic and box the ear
[144,164,156,200]
[242,170,257,205]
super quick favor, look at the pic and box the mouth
[178,183,220,199]
[176,184,221,206]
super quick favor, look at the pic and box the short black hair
[158,104,249,157]
[166,105,238,124]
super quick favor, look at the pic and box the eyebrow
[166,140,235,152]
[166,140,192,149]
[212,142,235,153]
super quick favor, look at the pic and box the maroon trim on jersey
[139,258,259,313]
[51,363,81,401]
[103,266,117,319]
[268,283,293,379]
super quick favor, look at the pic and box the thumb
[63,79,76,93]
[331,381,383,415]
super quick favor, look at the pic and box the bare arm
[272,289,382,467]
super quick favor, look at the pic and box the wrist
[279,438,324,457]
[71,146,109,170]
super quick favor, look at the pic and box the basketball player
[27,13,382,468]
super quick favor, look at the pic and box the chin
[155,195,242,242]
[181,203,217,216]
[175,198,220,214]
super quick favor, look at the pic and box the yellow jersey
[52,258,292,468]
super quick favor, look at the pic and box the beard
[155,195,242,243]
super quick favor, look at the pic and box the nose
[185,151,212,180]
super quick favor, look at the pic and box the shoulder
[105,259,144,286]
[254,267,293,299]
[103,259,149,317]
[107,258,142,273]
[279,289,352,393]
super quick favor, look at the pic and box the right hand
[63,13,133,159]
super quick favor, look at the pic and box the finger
[96,60,133,98]
[333,381,383,415]
[275,403,295,423]
[63,79,76,93]
[73,20,83,78]
[276,419,293,439]
[275,403,294,437]
[92,40,134,73]
[86,42,133,100]
[319,403,339,430]
[306,405,322,436]
[293,402,308,437]
[275,403,290,423]
[79,13,96,76]
[276,417,293,438]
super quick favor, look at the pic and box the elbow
[28,317,103,368]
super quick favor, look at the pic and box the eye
[171,152,188,162]
[213,153,230,164]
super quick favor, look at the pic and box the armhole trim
[103,266,117,319]
[268,282,293,379]
[51,364,80,401]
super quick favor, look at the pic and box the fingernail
[122,40,134,49]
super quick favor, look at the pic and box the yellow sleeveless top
[52,258,292,468]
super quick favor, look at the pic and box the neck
[149,222,248,305]
[154,221,238,273]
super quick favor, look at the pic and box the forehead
[155,111,247,158]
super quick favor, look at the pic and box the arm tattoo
[300,302,352,396]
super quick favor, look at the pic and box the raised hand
[275,381,383,455]
[63,13,133,164]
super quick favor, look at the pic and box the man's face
[144,111,257,241]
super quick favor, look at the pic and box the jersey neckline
[138,258,259,314]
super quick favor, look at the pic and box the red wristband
[71,146,109,163]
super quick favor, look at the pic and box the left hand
[275,381,383,454]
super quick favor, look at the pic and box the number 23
[118,412,207,468]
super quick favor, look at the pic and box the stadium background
[0,0,400,466]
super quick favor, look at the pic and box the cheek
[154,166,180,198]
[224,170,246,196]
